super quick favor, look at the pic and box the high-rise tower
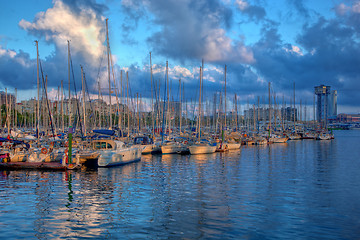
[314,85,332,127]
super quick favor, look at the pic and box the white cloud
[19,0,106,66]
[284,45,303,56]
[170,66,193,78]
[203,28,255,63]
[0,46,16,58]
[335,3,350,15]
[0,46,32,67]
[235,0,249,11]
[352,1,360,13]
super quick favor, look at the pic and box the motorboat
[77,139,142,167]
[132,136,161,154]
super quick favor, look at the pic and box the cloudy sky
[1,0,360,114]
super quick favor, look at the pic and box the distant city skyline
[1,0,360,114]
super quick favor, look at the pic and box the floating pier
[0,162,67,171]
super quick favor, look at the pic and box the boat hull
[226,143,241,150]
[269,137,289,143]
[98,148,142,167]
[188,145,216,155]
[161,145,187,154]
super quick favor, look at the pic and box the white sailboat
[188,60,217,155]
[188,142,216,155]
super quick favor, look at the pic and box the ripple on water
[1,131,360,239]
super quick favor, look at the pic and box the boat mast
[14,88,17,129]
[110,49,120,131]
[137,92,139,133]
[106,18,112,129]
[81,65,86,136]
[179,78,182,134]
[120,70,123,135]
[268,82,271,137]
[35,40,40,140]
[57,86,60,130]
[293,82,296,131]
[127,71,130,138]
[5,88,9,135]
[150,52,154,138]
[97,81,101,128]
[235,93,238,131]
[67,40,72,127]
[165,61,170,137]
[224,64,227,130]
[61,80,64,132]
[197,66,202,141]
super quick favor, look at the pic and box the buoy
[65,142,68,147]
[65,148,68,153]
[41,148,48,154]
[67,164,76,170]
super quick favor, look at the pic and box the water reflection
[1,131,360,239]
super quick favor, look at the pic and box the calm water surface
[1,131,360,239]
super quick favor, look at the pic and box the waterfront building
[329,90,337,118]
[0,91,15,108]
[244,107,297,122]
[315,85,337,127]
[336,113,360,123]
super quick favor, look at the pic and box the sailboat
[74,19,143,167]
[188,60,216,155]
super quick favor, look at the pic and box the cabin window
[107,143,113,149]
[101,142,107,149]
[135,138,143,144]
[94,142,101,149]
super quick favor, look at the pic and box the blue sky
[1,0,360,114]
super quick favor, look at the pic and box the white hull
[28,148,64,163]
[77,140,142,168]
[161,144,187,154]
[133,144,161,154]
[226,143,241,150]
[289,134,301,140]
[269,137,289,143]
[98,147,142,167]
[316,134,332,140]
[188,145,216,155]
[255,138,267,145]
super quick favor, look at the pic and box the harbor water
[1,130,360,239]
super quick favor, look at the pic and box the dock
[0,162,67,171]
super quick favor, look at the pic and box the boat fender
[65,149,68,153]
[41,148,48,154]
[65,142,68,147]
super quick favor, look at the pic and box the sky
[1,0,360,114]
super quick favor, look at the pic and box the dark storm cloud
[62,0,108,16]
[144,0,234,62]
[238,3,266,22]
[287,0,310,18]
[121,0,255,64]
[3,0,360,110]
[0,44,92,95]
[249,12,360,106]
[120,0,146,45]
[0,50,36,90]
